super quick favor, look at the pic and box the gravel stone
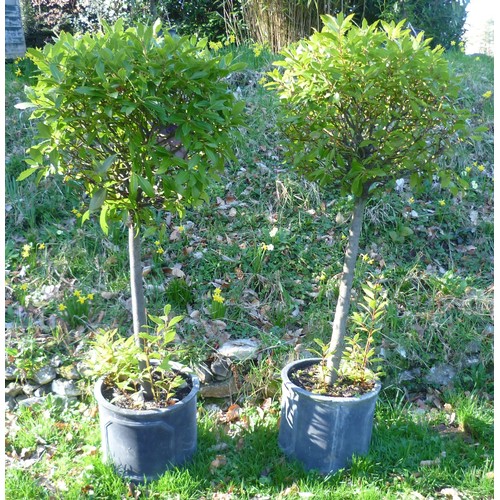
[33,365,58,385]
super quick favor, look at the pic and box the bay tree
[18,19,245,398]
[268,14,471,385]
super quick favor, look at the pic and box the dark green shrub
[373,0,469,49]
[20,0,77,47]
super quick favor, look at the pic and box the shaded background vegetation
[20,0,469,51]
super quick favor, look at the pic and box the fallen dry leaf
[170,229,182,241]
[282,484,300,496]
[56,480,69,492]
[420,458,441,467]
[225,404,241,423]
[212,493,233,500]
[210,454,227,471]
[420,451,446,468]
[408,492,426,500]
[162,265,185,278]
[439,487,462,499]
[81,485,95,495]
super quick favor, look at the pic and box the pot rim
[281,357,381,403]
[94,361,200,416]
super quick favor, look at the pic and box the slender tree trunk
[128,217,153,399]
[326,193,368,385]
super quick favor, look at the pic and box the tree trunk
[326,194,368,385]
[128,217,153,399]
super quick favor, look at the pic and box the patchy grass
[5,46,493,499]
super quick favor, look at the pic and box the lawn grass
[4,46,494,499]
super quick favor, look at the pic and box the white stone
[5,382,24,397]
[199,377,238,399]
[217,339,261,361]
[425,364,456,386]
[5,365,20,381]
[51,379,82,397]
[33,365,57,385]
[56,364,81,380]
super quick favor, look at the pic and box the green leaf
[388,230,399,242]
[97,155,117,175]
[399,226,414,237]
[81,210,90,224]
[37,122,52,138]
[137,176,155,198]
[162,329,176,344]
[351,175,364,197]
[99,204,109,235]
[168,315,183,328]
[121,104,137,116]
[158,358,173,371]
[14,102,37,110]
[129,173,139,198]
[89,188,107,212]
[17,167,39,182]
[75,86,102,96]
[49,63,64,82]
[138,332,158,342]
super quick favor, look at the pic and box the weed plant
[5,46,493,498]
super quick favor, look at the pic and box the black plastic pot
[94,364,199,482]
[278,358,381,474]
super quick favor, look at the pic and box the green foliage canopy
[268,14,471,199]
[20,19,245,233]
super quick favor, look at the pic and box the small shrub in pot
[18,19,245,479]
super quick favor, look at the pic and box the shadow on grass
[85,398,491,498]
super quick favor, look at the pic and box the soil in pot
[289,363,376,398]
[101,369,192,410]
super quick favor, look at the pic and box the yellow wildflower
[209,41,223,51]
[15,68,22,77]
[478,165,485,172]
[58,304,67,311]
[73,290,82,298]
[156,247,164,254]
[482,90,492,99]
[38,243,45,250]
[78,297,86,304]
[86,293,94,301]
[21,244,31,258]
[408,197,415,204]
[20,283,28,291]
[213,288,225,304]
[438,200,446,206]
